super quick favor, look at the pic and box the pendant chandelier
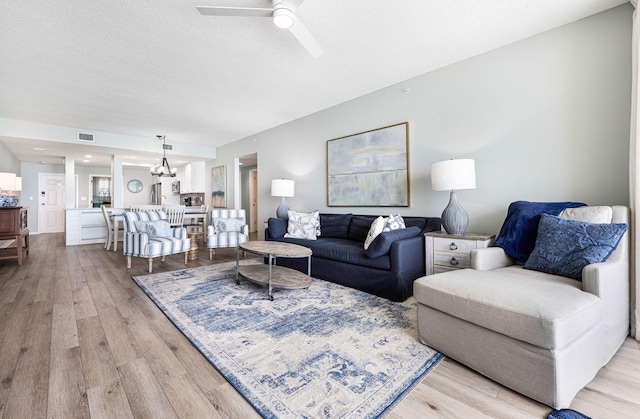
[150,135,177,177]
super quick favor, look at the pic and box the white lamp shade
[431,159,476,191]
[271,179,295,197]
[14,177,22,191]
[0,172,17,190]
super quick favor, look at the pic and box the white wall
[0,141,20,174]
[213,4,632,238]
[123,167,154,207]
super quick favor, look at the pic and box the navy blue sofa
[265,213,441,301]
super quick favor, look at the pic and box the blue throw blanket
[494,201,586,262]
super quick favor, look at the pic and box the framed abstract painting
[211,165,226,208]
[327,122,409,207]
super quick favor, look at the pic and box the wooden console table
[0,207,29,266]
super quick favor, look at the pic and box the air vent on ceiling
[78,132,94,142]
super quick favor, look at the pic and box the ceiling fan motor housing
[273,7,295,29]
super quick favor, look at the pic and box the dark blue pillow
[365,227,421,258]
[267,217,287,238]
[494,201,586,262]
[319,214,352,238]
[523,214,627,280]
[348,216,377,243]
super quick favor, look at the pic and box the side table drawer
[433,237,476,253]
[434,252,471,269]
[425,232,496,276]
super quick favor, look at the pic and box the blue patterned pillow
[383,214,406,232]
[523,214,627,280]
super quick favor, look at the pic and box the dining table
[183,208,208,242]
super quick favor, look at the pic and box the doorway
[90,175,112,208]
[239,153,258,233]
[38,173,66,233]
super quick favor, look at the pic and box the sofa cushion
[348,215,378,242]
[270,237,391,270]
[365,226,421,258]
[414,266,601,350]
[494,201,586,262]
[523,214,628,280]
[319,213,352,238]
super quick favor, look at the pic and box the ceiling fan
[197,0,324,57]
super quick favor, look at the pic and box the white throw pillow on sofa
[285,210,320,240]
[364,216,385,250]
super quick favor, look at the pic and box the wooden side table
[187,232,200,261]
[0,207,29,266]
[425,231,495,275]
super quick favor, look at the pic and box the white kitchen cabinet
[179,162,205,193]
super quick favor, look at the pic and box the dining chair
[185,204,208,237]
[130,205,163,212]
[101,205,125,251]
[163,205,186,227]
[110,207,125,252]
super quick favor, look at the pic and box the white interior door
[38,173,66,233]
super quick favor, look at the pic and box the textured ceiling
[0,0,628,165]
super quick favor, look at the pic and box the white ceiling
[0,0,628,167]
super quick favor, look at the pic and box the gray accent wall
[213,4,633,238]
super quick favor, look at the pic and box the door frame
[249,169,258,233]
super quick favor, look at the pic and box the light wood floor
[0,233,639,418]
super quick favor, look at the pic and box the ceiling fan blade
[196,6,273,17]
[288,15,324,58]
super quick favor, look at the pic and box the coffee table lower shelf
[236,241,313,300]
[238,264,312,293]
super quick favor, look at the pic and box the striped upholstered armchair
[122,210,191,272]
[206,209,249,259]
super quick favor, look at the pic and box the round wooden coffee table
[236,241,312,301]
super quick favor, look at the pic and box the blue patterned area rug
[132,260,443,418]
